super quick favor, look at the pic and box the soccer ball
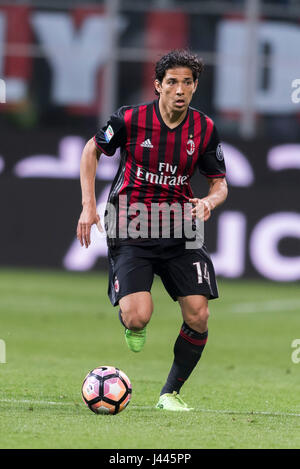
[81,365,132,415]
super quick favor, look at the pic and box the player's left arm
[189,177,228,221]
[191,120,228,221]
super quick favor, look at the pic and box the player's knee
[121,308,151,331]
[185,304,210,331]
[125,315,149,331]
[120,292,153,330]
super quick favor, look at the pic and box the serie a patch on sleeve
[216,143,224,161]
[104,125,114,143]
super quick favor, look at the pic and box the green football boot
[125,328,146,353]
[155,391,194,411]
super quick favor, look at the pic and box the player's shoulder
[112,101,154,126]
[118,100,156,114]
[189,106,215,126]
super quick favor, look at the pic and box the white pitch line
[1,399,300,418]
[0,398,74,406]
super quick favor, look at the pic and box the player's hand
[189,198,212,222]
[77,206,103,248]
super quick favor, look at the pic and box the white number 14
[193,262,210,284]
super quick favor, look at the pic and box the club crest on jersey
[114,276,120,293]
[187,139,195,156]
[104,125,114,143]
[216,143,224,161]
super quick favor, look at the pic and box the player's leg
[119,291,153,353]
[108,245,155,352]
[119,291,153,330]
[156,247,217,410]
[179,294,209,333]
[159,294,209,394]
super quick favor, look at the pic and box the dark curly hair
[155,49,204,95]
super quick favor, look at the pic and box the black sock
[160,322,208,395]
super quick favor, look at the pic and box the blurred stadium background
[0,0,299,282]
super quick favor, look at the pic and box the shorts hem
[171,291,219,302]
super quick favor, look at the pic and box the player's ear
[193,79,198,94]
[154,79,162,95]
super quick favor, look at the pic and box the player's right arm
[77,138,102,248]
[77,106,127,247]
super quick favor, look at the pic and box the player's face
[155,67,198,113]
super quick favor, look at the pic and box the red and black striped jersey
[94,99,226,243]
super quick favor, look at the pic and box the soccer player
[77,49,228,411]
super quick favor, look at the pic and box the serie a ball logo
[82,366,132,415]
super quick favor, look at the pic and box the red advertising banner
[142,11,188,102]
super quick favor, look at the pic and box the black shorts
[107,239,219,306]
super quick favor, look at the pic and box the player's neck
[158,98,188,129]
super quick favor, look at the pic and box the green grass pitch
[0,268,300,449]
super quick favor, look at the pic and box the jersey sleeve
[198,124,226,178]
[93,107,127,156]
